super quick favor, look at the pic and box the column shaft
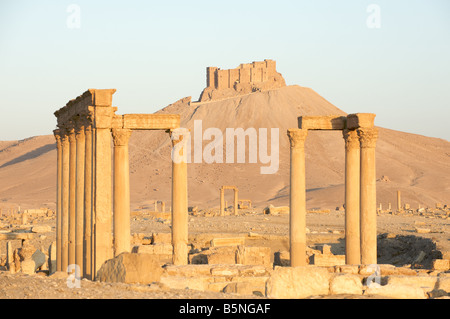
[234,189,238,215]
[75,126,85,274]
[92,128,113,277]
[171,129,189,265]
[343,129,361,265]
[112,129,132,256]
[358,128,378,265]
[61,133,70,272]
[84,126,93,279]
[220,188,225,216]
[68,128,77,267]
[287,129,308,267]
[53,130,63,272]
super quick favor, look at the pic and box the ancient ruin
[198,59,286,102]
[288,114,378,266]
[53,89,188,279]
[219,186,239,216]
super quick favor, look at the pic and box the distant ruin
[198,59,286,102]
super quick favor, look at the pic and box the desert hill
[0,85,449,212]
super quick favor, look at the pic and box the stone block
[265,266,331,299]
[96,252,164,284]
[346,113,376,129]
[235,246,271,267]
[163,264,212,277]
[386,275,438,293]
[210,265,240,277]
[298,115,346,130]
[152,232,172,244]
[210,237,245,247]
[160,275,213,291]
[337,265,359,274]
[207,247,237,264]
[310,254,345,267]
[432,259,450,271]
[364,284,427,299]
[329,274,363,295]
[437,277,450,293]
[263,205,289,215]
[31,225,52,233]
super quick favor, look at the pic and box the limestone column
[112,128,132,256]
[53,130,63,272]
[220,188,225,216]
[170,128,189,265]
[68,126,77,267]
[358,127,379,265]
[83,124,93,279]
[234,188,238,215]
[61,130,70,272]
[287,129,308,267]
[75,123,85,275]
[343,129,361,265]
[92,126,113,277]
[397,190,401,211]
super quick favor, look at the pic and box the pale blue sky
[0,0,449,141]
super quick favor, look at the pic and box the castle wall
[209,59,278,90]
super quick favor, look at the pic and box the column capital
[169,128,190,146]
[111,128,132,146]
[65,124,76,143]
[342,129,360,150]
[357,127,379,148]
[287,129,308,149]
[53,129,62,143]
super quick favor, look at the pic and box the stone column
[75,123,85,275]
[343,129,361,265]
[112,128,132,256]
[358,127,379,265]
[68,126,77,267]
[170,128,189,265]
[234,188,238,216]
[220,188,225,216]
[53,130,63,272]
[92,126,113,277]
[287,129,308,267]
[61,130,70,272]
[397,190,401,211]
[83,125,93,279]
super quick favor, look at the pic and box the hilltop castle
[198,59,286,102]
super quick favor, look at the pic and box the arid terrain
[0,82,449,299]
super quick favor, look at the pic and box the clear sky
[1,0,449,141]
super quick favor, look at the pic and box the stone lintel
[298,116,347,130]
[54,89,117,128]
[346,113,376,130]
[122,114,180,130]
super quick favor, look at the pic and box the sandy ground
[0,207,448,299]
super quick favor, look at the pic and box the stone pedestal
[343,129,361,265]
[287,129,308,267]
[112,128,132,256]
[358,127,378,265]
